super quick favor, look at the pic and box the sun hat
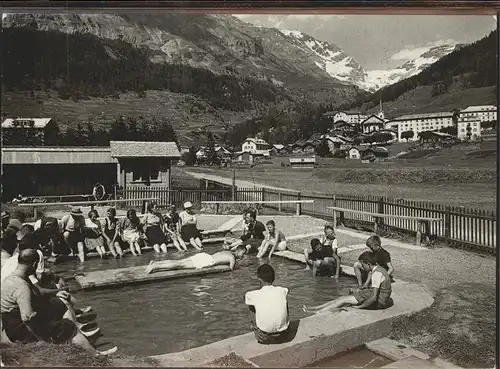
[1,211,10,220]
[8,219,22,230]
[183,201,193,209]
[70,206,84,216]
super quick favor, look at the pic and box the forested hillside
[2,28,290,112]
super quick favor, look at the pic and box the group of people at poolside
[145,208,289,274]
[1,201,210,264]
[0,211,117,356]
[1,203,396,350]
[144,208,396,346]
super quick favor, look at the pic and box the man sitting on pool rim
[145,247,247,274]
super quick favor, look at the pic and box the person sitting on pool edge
[353,235,394,288]
[303,251,392,313]
[222,209,250,249]
[245,264,291,344]
[145,246,247,274]
[256,220,287,259]
[304,225,341,279]
[304,238,328,277]
[60,207,87,263]
[226,210,265,254]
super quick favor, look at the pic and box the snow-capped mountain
[278,28,460,92]
[278,29,366,86]
[363,44,462,91]
[3,12,463,94]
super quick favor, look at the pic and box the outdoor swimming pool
[57,252,358,356]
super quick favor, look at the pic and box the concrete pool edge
[150,251,435,367]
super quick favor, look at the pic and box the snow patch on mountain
[279,28,365,85]
[363,43,460,91]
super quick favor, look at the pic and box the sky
[235,14,497,70]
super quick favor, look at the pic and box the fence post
[296,192,302,216]
[33,206,38,220]
[262,188,266,202]
[374,196,384,234]
[444,206,451,238]
[332,195,337,227]
[278,192,283,212]
[232,169,236,201]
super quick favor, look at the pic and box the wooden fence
[118,187,233,208]
[257,187,496,254]
[117,185,496,253]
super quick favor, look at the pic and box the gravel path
[185,170,290,191]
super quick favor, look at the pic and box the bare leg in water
[303,296,359,313]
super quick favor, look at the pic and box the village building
[1,141,180,201]
[179,145,190,155]
[328,111,368,125]
[1,118,56,146]
[241,138,271,156]
[214,146,232,159]
[324,135,352,155]
[418,131,455,146]
[386,112,455,142]
[460,105,497,123]
[270,144,285,155]
[361,114,386,134]
[342,145,389,161]
[232,151,267,165]
[289,156,316,168]
[456,120,481,141]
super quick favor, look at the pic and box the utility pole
[232,169,236,201]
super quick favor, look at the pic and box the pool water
[51,248,358,356]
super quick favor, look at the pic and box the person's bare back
[212,251,236,270]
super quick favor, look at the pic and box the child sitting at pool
[304,225,341,279]
[303,251,392,313]
[353,235,394,288]
[163,205,188,252]
[119,209,143,256]
[304,238,325,276]
[256,220,287,259]
[245,264,291,344]
[145,246,247,275]
[85,210,107,258]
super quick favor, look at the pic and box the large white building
[387,111,482,142]
[331,111,368,125]
[386,112,455,141]
[241,138,271,156]
[460,105,497,123]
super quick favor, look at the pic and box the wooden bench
[201,200,314,216]
[327,206,443,246]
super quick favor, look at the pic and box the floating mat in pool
[75,264,231,290]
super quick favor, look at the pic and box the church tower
[377,96,385,120]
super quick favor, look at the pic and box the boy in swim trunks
[145,247,247,275]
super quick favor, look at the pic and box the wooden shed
[110,141,181,189]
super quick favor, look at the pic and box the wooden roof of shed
[109,141,180,158]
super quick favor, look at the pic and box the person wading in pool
[144,246,247,274]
